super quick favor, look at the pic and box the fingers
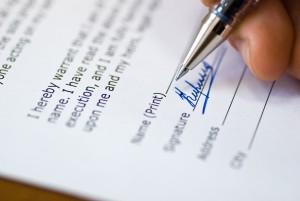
[201,0,219,9]
[228,0,293,81]
[282,0,300,79]
[200,0,297,80]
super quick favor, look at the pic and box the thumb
[227,0,293,80]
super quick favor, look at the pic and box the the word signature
[175,61,215,114]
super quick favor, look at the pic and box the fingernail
[234,37,251,69]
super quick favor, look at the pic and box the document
[0,0,300,200]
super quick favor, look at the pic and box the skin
[201,0,300,81]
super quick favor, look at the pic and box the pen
[176,0,259,81]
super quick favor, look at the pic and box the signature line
[248,81,276,150]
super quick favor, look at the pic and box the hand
[201,0,300,80]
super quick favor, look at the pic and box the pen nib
[175,65,189,81]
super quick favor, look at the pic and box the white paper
[0,0,300,200]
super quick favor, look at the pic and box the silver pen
[176,0,259,81]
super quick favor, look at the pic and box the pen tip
[175,65,189,81]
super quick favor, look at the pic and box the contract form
[0,0,300,200]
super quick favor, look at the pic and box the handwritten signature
[175,61,215,114]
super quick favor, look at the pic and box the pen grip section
[213,0,258,26]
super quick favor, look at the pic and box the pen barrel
[212,0,259,27]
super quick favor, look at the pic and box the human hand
[201,0,300,80]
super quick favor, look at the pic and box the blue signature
[175,48,226,114]
[175,61,214,114]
